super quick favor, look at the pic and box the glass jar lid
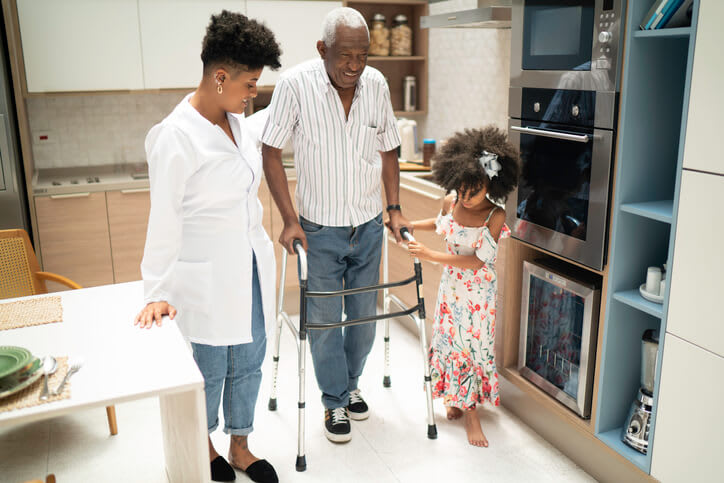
[372,13,386,22]
[393,14,408,25]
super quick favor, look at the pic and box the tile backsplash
[27,91,187,169]
[418,0,511,143]
[26,0,511,169]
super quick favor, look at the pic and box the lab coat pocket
[172,260,213,316]
[354,124,379,165]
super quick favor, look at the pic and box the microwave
[510,0,625,99]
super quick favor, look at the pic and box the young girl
[408,126,520,448]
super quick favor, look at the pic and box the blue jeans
[300,214,383,409]
[191,255,266,435]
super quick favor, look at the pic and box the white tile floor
[1,319,595,483]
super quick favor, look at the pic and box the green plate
[0,360,43,399]
[0,358,41,392]
[0,346,33,379]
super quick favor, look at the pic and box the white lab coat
[141,94,276,346]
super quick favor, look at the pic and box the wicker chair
[0,229,118,436]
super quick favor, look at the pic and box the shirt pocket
[351,123,379,164]
[172,260,213,315]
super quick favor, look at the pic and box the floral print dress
[429,201,510,409]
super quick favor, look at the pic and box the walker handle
[292,239,308,281]
[400,227,416,243]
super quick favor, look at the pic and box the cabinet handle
[399,183,443,200]
[121,188,150,194]
[49,192,90,199]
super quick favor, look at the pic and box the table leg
[159,388,209,483]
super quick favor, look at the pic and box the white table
[0,281,209,483]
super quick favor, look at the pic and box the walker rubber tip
[427,424,438,439]
[268,398,277,411]
[383,376,391,387]
[295,455,307,472]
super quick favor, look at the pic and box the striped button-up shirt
[262,59,400,227]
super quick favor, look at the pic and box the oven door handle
[511,126,590,143]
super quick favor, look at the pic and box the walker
[266,227,437,471]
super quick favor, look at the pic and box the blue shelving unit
[594,0,700,474]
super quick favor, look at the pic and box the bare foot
[228,435,260,471]
[463,409,489,447]
[446,406,463,420]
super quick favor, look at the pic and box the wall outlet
[33,130,57,145]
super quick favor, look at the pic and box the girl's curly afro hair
[431,126,520,203]
[201,10,282,73]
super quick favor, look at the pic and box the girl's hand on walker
[408,241,432,261]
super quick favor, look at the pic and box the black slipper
[242,459,278,483]
[210,456,236,482]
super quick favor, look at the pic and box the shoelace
[349,390,363,405]
[330,407,349,424]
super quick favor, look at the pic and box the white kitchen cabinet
[682,0,724,175]
[246,0,342,86]
[667,170,724,358]
[138,0,246,89]
[17,0,144,92]
[651,334,724,481]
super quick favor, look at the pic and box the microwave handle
[511,126,590,143]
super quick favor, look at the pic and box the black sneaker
[347,389,369,421]
[324,407,352,443]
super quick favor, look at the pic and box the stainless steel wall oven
[507,0,625,270]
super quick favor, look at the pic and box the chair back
[0,229,47,299]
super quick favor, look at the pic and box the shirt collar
[315,58,366,94]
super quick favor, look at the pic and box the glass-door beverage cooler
[518,259,601,418]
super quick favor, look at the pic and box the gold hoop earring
[217,83,223,94]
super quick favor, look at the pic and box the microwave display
[522,0,595,71]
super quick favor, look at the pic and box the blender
[622,329,659,454]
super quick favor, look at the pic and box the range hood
[421,0,511,29]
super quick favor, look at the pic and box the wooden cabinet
[34,192,114,288]
[106,188,151,283]
[138,0,244,89]
[246,1,343,87]
[345,0,428,115]
[650,334,724,481]
[267,178,299,313]
[17,0,144,92]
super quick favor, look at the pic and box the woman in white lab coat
[134,11,281,483]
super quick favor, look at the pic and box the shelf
[613,290,664,319]
[597,428,650,472]
[394,110,425,116]
[634,27,691,39]
[620,200,674,223]
[368,56,425,62]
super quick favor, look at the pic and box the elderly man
[261,7,409,443]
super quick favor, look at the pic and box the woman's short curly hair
[201,10,282,74]
[431,126,520,203]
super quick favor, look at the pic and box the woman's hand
[134,301,177,329]
[407,241,434,262]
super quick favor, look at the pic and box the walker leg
[382,228,392,388]
[383,320,391,388]
[296,336,307,471]
[416,315,437,439]
[269,249,289,412]
[267,313,284,411]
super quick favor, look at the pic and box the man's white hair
[321,7,369,46]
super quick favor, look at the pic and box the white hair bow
[479,150,501,179]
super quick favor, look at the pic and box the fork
[52,357,84,396]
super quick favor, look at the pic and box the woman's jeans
[191,255,266,435]
[300,214,383,410]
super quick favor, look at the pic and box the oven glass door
[522,0,595,71]
[515,120,593,241]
